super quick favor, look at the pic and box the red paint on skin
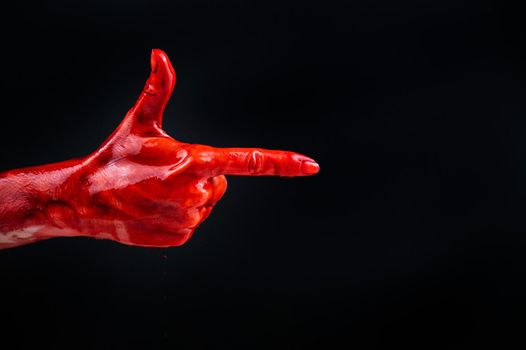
[0,49,319,249]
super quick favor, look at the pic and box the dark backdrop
[1,1,525,349]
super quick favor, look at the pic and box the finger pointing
[189,146,320,177]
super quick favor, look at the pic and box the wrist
[0,158,88,245]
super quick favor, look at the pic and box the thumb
[126,49,176,133]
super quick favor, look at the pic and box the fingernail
[151,49,158,73]
[301,160,320,175]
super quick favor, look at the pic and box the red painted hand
[0,49,319,249]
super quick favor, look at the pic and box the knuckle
[247,150,264,174]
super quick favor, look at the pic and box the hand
[0,49,319,249]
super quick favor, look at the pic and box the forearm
[0,159,86,248]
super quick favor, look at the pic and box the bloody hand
[0,49,319,249]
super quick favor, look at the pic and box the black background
[1,1,525,349]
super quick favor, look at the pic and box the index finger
[189,145,320,177]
